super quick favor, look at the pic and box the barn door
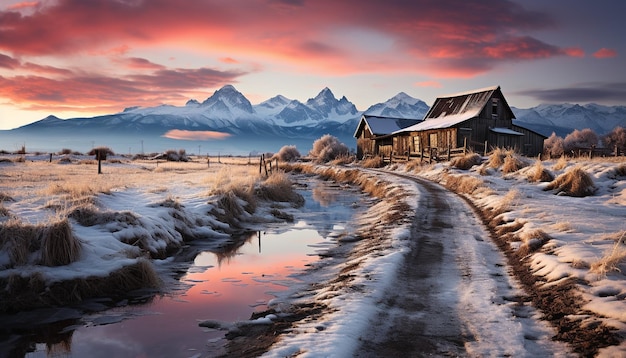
[429,133,438,148]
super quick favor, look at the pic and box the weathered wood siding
[512,125,546,156]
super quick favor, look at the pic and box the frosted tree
[563,128,599,153]
[543,132,564,158]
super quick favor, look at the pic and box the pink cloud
[593,48,617,59]
[219,57,239,64]
[0,0,590,109]
[7,1,39,10]
[162,129,231,141]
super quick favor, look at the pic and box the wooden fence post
[447,144,451,161]
[484,140,488,156]
[259,154,263,174]
[463,138,467,155]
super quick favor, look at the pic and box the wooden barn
[392,86,546,158]
[353,114,422,159]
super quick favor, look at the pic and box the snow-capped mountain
[513,103,626,137]
[364,92,429,119]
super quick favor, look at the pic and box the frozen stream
[0,178,368,358]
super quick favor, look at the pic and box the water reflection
[0,178,367,357]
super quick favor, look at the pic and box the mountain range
[1,84,625,155]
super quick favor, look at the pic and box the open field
[0,153,301,312]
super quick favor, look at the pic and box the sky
[0,0,624,130]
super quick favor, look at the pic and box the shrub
[60,148,72,155]
[544,166,595,197]
[309,134,349,163]
[88,146,114,160]
[451,152,482,170]
[543,132,564,158]
[164,149,189,162]
[274,145,301,162]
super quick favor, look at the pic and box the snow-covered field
[255,156,626,357]
[2,153,625,356]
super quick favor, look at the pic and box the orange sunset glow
[0,0,624,129]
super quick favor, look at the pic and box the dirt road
[354,173,562,357]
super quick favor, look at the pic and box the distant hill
[2,84,625,154]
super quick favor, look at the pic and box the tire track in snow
[354,172,567,357]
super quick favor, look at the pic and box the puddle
[0,178,368,357]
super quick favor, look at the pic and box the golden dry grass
[0,217,81,267]
[544,165,595,197]
[487,147,510,169]
[255,172,305,207]
[450,152,482,170]
[443,174,484,194]
[516,229,552,257]
[502,154,528,174]
[554,155,568,170]
[361,156,385,168]
[590,231,626,277]
[527,160,555,183]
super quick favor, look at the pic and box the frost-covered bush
[274,145,301,162]
[310,134,349,163]
[563,128,599,153]
[543,132,564,158]
[602,126,626,154]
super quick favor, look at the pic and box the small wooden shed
[393,86,545,157]
[353,115,422,159]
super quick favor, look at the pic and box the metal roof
[395,85,515,134]
[354,115,422,137]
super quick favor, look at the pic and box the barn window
[491,98,499,119]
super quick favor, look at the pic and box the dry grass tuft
[361,156,385,168]
[0,218,81,267]
[550,221,574,232]
[590,232,626,278]
[496,218,526,237]
[516,229,552,257]
[405,160,424,173]
[40,219,82,266]
[450,152,482,170]
[527,160,555,183]
[554,155,568,171]
[0,218,39,266]
[443,174,484,194]
[544,166,595,197]
[330,155,355,166]
[255,172,304,207]
[502,154,528,174]
[487,147,510,169]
